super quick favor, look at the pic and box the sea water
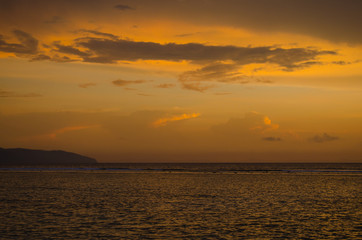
[0,163,361,239]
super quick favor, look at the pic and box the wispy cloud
[47,125,98,139]
[53,42,90,57]
[175,32,201,37]
[31,54,51,61]
[0,30,38,54]
[309,133,339,143]
[112,79,149,86]
[262,137,282,142]
[79,83,96,88]
[0,89,42,98]
[77,29,119,40]
[152,113,200,127]
[179,63,248,91]
[20,125,99,141]
[155,83,176,89]
[212,112,279,136]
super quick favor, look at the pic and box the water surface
[0,163,361,239]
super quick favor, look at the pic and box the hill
[0,148,97,165]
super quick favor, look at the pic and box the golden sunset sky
[1,0,361,162]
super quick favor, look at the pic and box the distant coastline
[0,148,97,165]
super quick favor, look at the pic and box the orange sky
[1,0,361,162]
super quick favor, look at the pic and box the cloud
[155,83,176,89]
[262,137,282,142]
[53,42,90,57]
[31,54,51,61]
[331,60,360,65]
[47,125,98,139]
[309,133,339,143]
[50,55,76,63]
[74,37,334,68]
[179,63,248,91]
[0,89,42,98]
[180,82,214,92]
[152,113,200,128]
[112,79,149,86]
[175,32,200,37]
[137,93,152,97]
[20,125,100,141]
[212,112,279,136]
[77,29,119,40]
[114,4,134,11]
[67,37,335,91]
[78,83,96,88]
[0,30,337,92]
[0,111,106,143]
[0,30,38,54]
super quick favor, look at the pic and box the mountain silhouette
[0,148,97,165]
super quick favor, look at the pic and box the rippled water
[0,163,361,239]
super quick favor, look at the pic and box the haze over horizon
[1,0,362,162]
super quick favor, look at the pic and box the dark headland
[0,147,97,165]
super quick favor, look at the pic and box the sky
[0,0,362,162]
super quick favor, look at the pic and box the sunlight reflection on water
[0,166,361,239]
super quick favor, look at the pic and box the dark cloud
[262,137,282,142]
[53,42,90,57]
[0,89,42,98]
[82,56,116,64]
[77,29,119,40]
[112,79,149,86]
[79,38,329,64]
[282,61,323,71]
[114,4,134,11]
[0,30,38,54]
[31,54,51,61]
[175,32,200,37]
[50,55,76,63]
[74,37,335,69]
[331,60,361,65]
[332,61,349,65]
[309,133,339,143]
[0,30,336,80]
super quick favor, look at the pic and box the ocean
[0,163,361,239]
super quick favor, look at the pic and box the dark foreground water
[0,163,361,239]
